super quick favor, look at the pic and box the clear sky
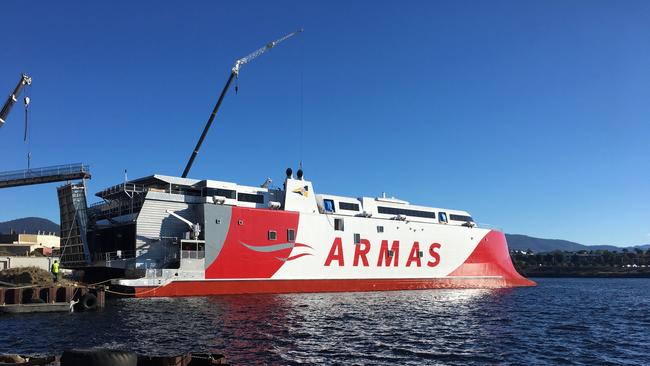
[0,0,648,246]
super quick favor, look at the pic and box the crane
[166,209,201,240]
[0,73,32,128]
[181,29,303,178]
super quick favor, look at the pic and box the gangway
[0,163,91,189]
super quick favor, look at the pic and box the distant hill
[506,234,648,253]
[0,217,59,235]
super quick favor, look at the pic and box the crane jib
[181,29,303,178]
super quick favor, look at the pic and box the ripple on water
[2,278,650,365]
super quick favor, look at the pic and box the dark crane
[0,73,31,128]
[181,29,303,178]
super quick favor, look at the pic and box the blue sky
[0,1,648,246]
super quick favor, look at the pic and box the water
[2,278,650,365]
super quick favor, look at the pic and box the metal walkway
[0,163,91,189]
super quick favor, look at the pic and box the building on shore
[0,232,60,256]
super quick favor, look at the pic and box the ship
[55,30,534,296]
[57,167,534,297]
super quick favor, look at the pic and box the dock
[0,284,105,313]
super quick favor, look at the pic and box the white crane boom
[181,28,303,178]
[232,28,303,75]
[166,209,201,240]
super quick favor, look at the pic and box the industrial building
[0,232,60,256]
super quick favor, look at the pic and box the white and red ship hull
[116,205,535,297]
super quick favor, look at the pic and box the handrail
[181,250,205,259]
[0,163,89,181]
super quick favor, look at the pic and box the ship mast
[181,29,303,178]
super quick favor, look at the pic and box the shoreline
[519,267,650,278]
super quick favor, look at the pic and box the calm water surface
[2,278,650,365]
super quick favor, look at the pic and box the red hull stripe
[134,277,534,297]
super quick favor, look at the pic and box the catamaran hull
[116,213,535,297]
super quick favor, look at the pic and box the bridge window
[335,218,344,231]
[324,199,335,213]
[339,202,360,211]
[438,212,448,224]
[268,230,277,240]
[238,192,264,204]
[377,206,436,219]
[450,214,474,222]
[205,188,236,199]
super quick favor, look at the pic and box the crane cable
[23,83,32,169]
[299,33,304,170]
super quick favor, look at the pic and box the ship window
[334,218,344,231]
[438,212,448,224]
[268,230,277,240]
[205,188,236,199]
[388,250,394,257]
[450,214,474,222]
[238,192,265,204]
[287,229,295,242]
[324,199,335,213]
[377,226,384,233]
[339,202,360,211]
[377,206,436,219]
[353,233,361,244]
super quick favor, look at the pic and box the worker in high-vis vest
[51,260,59,282]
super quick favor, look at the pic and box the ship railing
[97,182,147,199]
[96,183,203,200]
[181,250,205,260]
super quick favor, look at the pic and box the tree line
[511,248,650,269]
